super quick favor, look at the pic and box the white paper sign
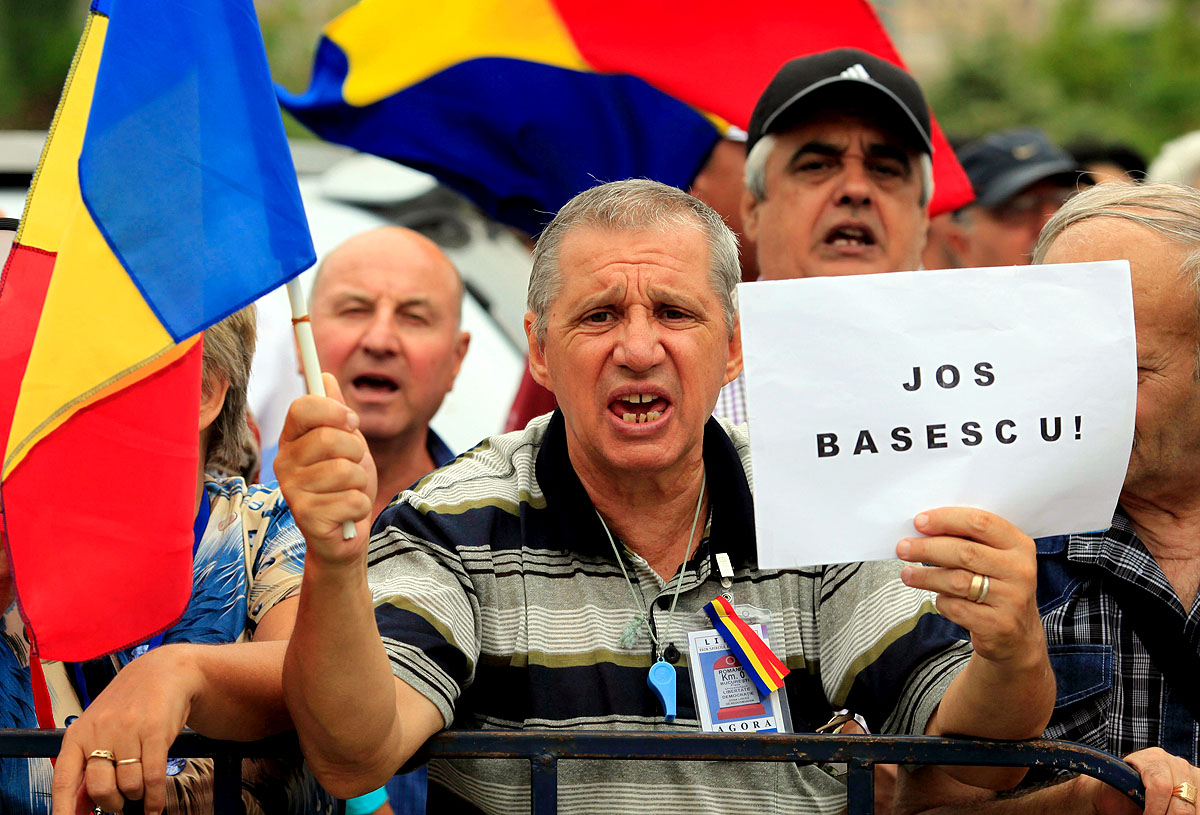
[738,262,1136,568]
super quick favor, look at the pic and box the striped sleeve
[817,559,972,735]
[368,513,483,729]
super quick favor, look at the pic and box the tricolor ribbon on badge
[703,595,790,697]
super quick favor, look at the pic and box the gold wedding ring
[1174,781,1198,805]
[87,749,116,761]
[115,757,142,765]
[966,573,990,604]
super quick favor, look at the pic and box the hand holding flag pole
[286,279,357,541]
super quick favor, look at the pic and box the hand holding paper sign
[899,507,1055,790]
[738,262,1136,568]
[896,508,1043,667]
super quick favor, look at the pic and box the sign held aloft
[739,262,1136,568]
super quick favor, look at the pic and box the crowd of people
[1,37,1200,815]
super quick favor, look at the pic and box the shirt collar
[426,427,456,468]
[534,410,757,566]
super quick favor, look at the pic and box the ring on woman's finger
[115,757,142,766]
[966,573,991,604]
[86,749,116,762]
[1173,781,1197,805]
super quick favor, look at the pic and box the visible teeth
[622,412,636,423]
[646,411,661,421]
[637,414,647,423]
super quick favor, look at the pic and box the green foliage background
[2,0,1198,159]
[925,0,1200,155]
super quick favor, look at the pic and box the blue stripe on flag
[279,48,720,236]
[79,0,314,341]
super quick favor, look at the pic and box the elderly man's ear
[724,315,744,386]
[524,312,552,392]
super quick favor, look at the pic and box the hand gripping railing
[0,729,1144,815]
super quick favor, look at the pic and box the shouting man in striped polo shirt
[276,179,1054,814]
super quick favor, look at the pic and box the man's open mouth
[824,224,877,248]
[609,393,670,424]
[352,374,399,393]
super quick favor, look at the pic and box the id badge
[686,611,792,734]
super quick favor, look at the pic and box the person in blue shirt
[28,306,333,814]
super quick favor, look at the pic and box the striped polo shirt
[369,411,971,815]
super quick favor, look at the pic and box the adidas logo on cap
[839,64,871,81]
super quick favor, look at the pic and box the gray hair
[528,179,741,341]
[1032,182,1200,377]
[1147,130,1200,187]
[202,304,258,480]
[745,133,934,208]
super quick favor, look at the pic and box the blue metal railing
[0,729,1144,814]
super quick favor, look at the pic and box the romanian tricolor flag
[279,0,972,236]
[0,0,314,661]
[704,595,790,698]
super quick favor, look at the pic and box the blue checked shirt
[1036,510,1200,771]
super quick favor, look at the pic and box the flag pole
[286,278,357,541]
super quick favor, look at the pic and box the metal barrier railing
[1,729,1145,815]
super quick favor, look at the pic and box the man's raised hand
[276,373,377,567]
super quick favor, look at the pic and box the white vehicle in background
[0,132,530,471]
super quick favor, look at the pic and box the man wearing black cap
[715,47,934,422]
[741,48,933,282]
[933,129,1078,269]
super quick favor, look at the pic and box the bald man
[310,226,470,523]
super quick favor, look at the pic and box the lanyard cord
[597,471,706,653]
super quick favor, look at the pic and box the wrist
[145,643,207,708]
[303,549,370,586]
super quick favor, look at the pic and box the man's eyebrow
[573,284,623,314]
[329,290,374,306]
[865,143,913,167]
[646,285,704,312]
[788,141,844,163]
[395,296,434,310]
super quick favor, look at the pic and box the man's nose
[360,310,400,355]
[835,160,873,209]
[613,310,665,372]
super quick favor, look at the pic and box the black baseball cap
[747,48,932,155]
[957,129,1079,207]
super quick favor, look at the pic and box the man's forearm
[907,775,1084,815]
[933,648,1055,739]
[283,557,412,797]
[925,647,1056,789]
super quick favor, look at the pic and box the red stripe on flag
[3,341,201,661]
[0,245,57,458]
[550,0,972,215]
[715,596,788,684]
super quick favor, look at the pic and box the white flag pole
[286,278,356,541]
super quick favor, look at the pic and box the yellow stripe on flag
[3,9,183,478]
[4,198,178,475]
[329,0,587,107]
[19,13,108,251]
[722,622,776,684]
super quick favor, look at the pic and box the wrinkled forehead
[1048,218,1196,321]
[556,224,712,285]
